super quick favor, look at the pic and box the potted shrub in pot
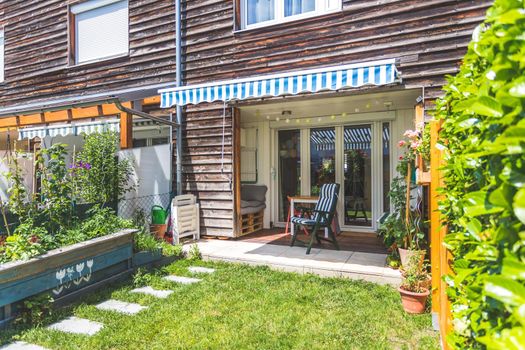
[398,253,430,314]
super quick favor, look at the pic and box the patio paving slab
[191,240,401,286]
[0,342,48,350]
[95,299,147,315]
[47,316,103,336]
[188,266,216,274]
[130,286,173,299]
[164,275,202,284]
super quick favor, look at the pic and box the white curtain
[285,0,315,17]
[247,0,275,25]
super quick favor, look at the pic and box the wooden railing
[429,120,452,349]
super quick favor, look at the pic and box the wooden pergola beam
[0,100,140,128]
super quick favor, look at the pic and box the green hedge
[434,0,525,348]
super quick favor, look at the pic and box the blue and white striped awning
[18,119,120,140]
[159,59,399,108]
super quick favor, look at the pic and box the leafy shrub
[79,206,134,239]
[378,152,425,250]
[0,233,45,263]
[134,230,161,252]
[15,293,53,326]
[161,242,183,257]
[74,131,136,204]
[434,1,525,348]
[187,244,202,261]
[132,268,154,287]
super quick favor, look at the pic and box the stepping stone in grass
[163,275,202,284]
[48,316,103,336]
[0,342,48,350]
[95,299,147,315]
[130,286,173,299]
[188,266,216,274]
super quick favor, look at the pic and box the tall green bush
[74,131,136,204]
[434,1,525,348]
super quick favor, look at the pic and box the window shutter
[75,0,129,64]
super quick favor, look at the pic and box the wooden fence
[429,120,452,349]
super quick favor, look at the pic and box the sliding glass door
[310,128,336,195]
[343,125,372,226]
[277,129,301,222]
[274,121,390,230]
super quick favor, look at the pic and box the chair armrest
[312,209,332,215]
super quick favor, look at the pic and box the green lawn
[1,260,439,350]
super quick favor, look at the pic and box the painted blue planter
[0,229,136,327]
[133,249,163,267]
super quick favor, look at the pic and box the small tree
[74,131,135,204]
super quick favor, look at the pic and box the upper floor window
[70,0,129,65]
[242,0,341,29]
[0,31,4,82]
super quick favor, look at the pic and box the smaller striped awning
[18,119,120,140]
[159,59,399,108]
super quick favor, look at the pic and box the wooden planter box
[0,229,136,327]
[133,249,162,267]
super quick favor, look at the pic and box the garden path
[1,267,213,349]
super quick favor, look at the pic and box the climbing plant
[434,0,525,348]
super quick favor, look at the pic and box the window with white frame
[70,0,129,64]
[243,0,341,28]
[0,31,4,82]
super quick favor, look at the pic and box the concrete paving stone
[188,266,215,274]
[48,316,103,336]
[95,299,147,315]
[164,275,202,284]
[130,286,173,299]
[0,342,48,350]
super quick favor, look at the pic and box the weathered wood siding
[0,0,176,108]
[180,0,491,236]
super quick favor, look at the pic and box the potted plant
[398,253,430,314]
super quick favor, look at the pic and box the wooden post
[429,119,452,348]
[119,112,133,149]
[232,107,242,237]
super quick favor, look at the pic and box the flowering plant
[398,122,430,164]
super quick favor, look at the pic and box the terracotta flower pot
[150,224,167,240]
[398,248,424,268]
[398,287,430,314]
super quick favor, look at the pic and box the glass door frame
[270,116,392,232]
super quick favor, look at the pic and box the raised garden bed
[0,229,137,327]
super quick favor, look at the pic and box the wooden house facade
[0,0,492,238]
[161,0,492,237]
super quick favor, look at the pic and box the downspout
[175,0,183,196]
[114,100,179,127]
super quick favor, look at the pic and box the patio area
[194,230,400,286]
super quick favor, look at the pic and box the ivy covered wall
[435,0,525,348]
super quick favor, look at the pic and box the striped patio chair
[290,183,340,254]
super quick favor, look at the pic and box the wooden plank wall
[183,0,491,106]
[181,1,491,235]
[0,0,177,108]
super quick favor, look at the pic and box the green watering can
[151,205,168,224]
